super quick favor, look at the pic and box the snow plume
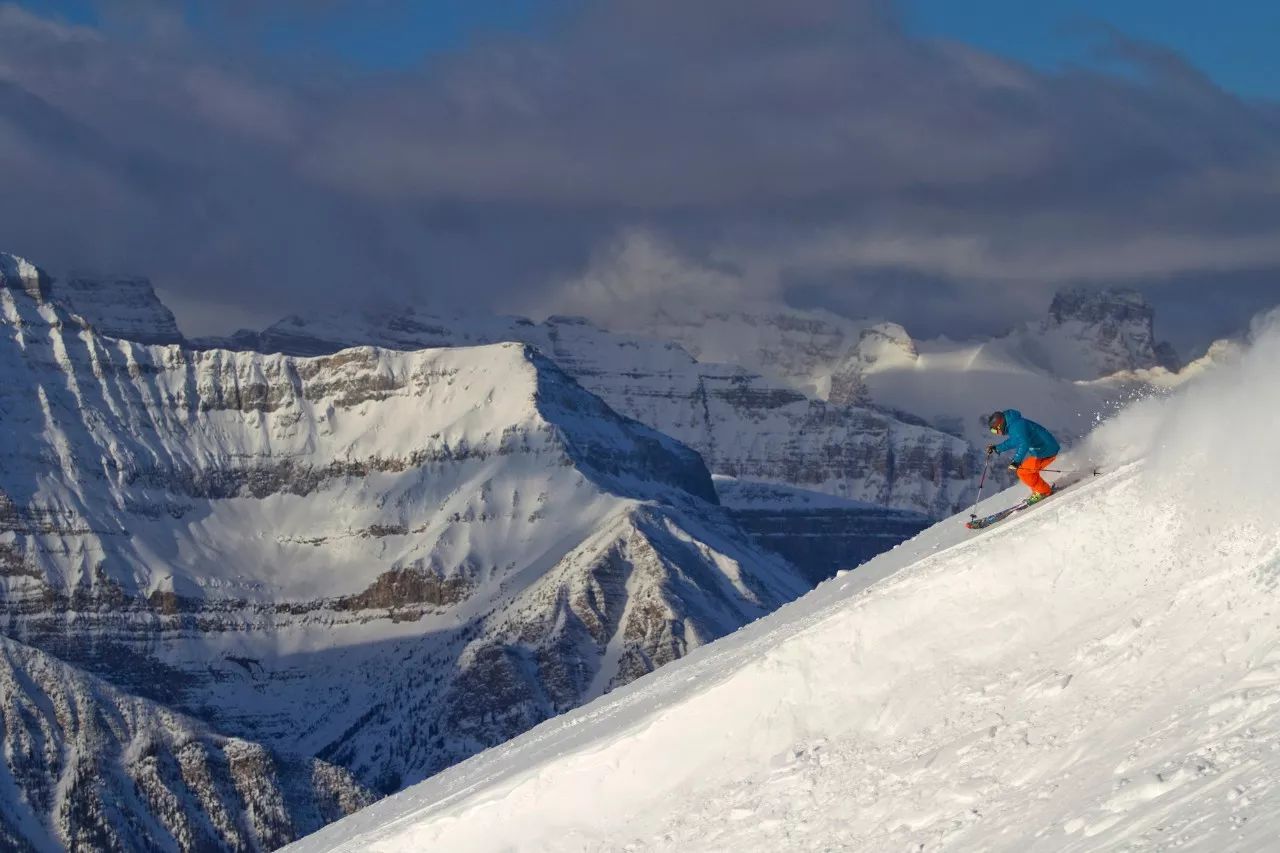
[1087,307,1280,523]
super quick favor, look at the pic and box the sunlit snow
[291,313,1280,851]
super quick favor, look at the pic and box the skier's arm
[996,423,1029,462]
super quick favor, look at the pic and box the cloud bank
[0,0,1276,344]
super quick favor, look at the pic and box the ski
[966,500,1035,530]
[964,468,1100,530]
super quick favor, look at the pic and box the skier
[984,409,1060,504]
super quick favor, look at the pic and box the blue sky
[18,0,1279,99]
[905,0,1280,100]
[11,1,573,65]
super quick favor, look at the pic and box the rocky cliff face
[0,635,372,853]
[205,309,978,518]
[1,253,186,346]
[0,273,807,831]
[1038,287,1180,379]
[57,273,187,346]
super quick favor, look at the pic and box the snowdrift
[290,311,1280,851]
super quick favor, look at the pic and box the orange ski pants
[1014,455,1056,497]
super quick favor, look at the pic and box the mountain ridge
[0,259,809,840]
[186,305,978,518]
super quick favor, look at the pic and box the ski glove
[985,445,996,455]
[1008,463,1018,472]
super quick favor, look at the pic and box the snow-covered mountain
[821,289,1226,450]
[637,305,868,399]
[0,253,809,842]
[57,273,186,346]
[0,635,372,852]
[635,289,1183,396]
[287,313,1280,853]
[199,309,979,518]
[1035,286,1181,378]
[620,291,1218,456]
[1,257,187,347]
[824,319,1122,448]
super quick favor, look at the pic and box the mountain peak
[57,273,186,346]
[828,323,918,407]
[1034,286,1178,378]
[0,252,51,302]
[1046,286,1151,328]
[0,252,187,345]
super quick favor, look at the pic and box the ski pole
[970,451,992,521]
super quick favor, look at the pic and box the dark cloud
[0,1,1276,343]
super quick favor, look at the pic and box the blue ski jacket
[994,409,1059,463]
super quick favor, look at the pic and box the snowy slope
[0,258,808,811]
[289,314,1280,852]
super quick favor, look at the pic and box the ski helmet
[986,411,1006,434]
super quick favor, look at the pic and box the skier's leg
[1015,458,1040,493]
[1037,455,1058,495]
[1017,456,1055,497]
